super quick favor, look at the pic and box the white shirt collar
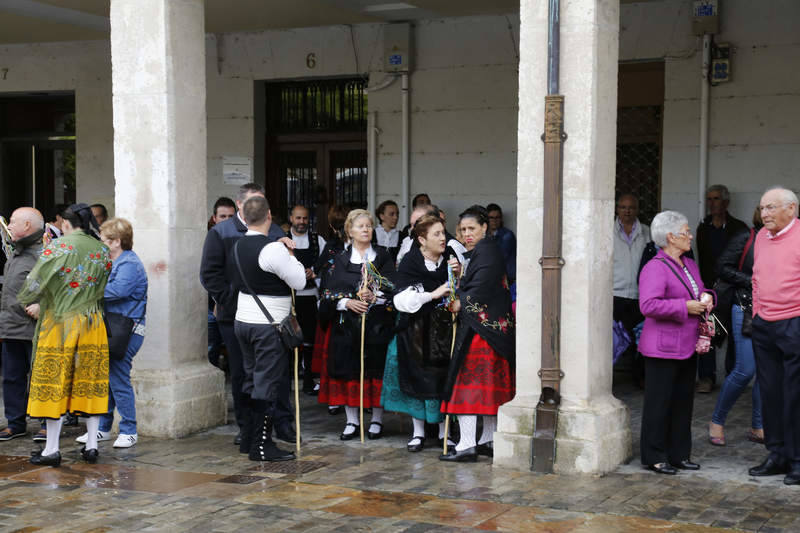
[767,218,797,239]
[348,244,376,263]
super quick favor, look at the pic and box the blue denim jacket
[492,226,517,282]
[104,250,148,324]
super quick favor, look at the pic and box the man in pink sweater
[749,186,800,484]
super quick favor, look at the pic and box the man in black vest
[287,205,326,395]
[200,183,288,445]
[233,196,306,461]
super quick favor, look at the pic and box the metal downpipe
[532,0,566,474]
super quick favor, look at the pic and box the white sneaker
[75,430,111,444]
[113,434,138,448]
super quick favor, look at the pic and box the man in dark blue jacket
[487,203,516,283]
[200,183,288,446]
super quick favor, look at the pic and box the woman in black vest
[440,205,515,462]
[382,214,458,452]
[319,209,396,440]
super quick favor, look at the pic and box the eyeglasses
[759,203,789,214]
[674,231,692,239]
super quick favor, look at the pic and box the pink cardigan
[638,250,712,360]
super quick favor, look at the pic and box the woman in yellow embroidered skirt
[18,203,111,466]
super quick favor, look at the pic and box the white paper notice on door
[223,156,252,185]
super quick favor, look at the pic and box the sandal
[746,429,765,444]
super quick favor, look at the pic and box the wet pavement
[0,371,796,532]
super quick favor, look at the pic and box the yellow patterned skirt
[27,311,109,419]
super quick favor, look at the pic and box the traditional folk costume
[18,230,112,420]
[382,245,454,448]
[313,236,344,387]
[318,245,396,438]
[441,237,515,457]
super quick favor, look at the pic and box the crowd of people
[0,203,147,466]
[614,185,800,482]
[201,184,518,462]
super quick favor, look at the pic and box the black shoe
[407,436,425,453]
[234,431,242,446]
[750,456,789,477]
[303,388,319,397]
[63,413,79,427]
[647,463,678,475]
[275,425,298,444]
[80,447,99,464]
[30,451,61,467]
[439,447,478,462]
[328,406,342,416]
[340,423,359,441]
[785,470,800,485]
[477,441,494,458]
[437,438,456,452]
[249,439,295,462]
[671,460,700,470]
[367,422,383,440]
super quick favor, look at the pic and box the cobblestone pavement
[0,371,796,532]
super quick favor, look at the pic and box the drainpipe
[367,111,377,214]
[532,0,566,474]
[698,34,711,222]
[400,73,410,223]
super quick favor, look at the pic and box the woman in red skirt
[440,205,515,462]
[318,209,396,440]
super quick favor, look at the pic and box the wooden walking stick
[359,258,369,444]
[292,289,301,454]
[442,261,460,454]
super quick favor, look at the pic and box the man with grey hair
[748,187,800,483]
[695,184,748,393]
[613,193,650,369]
[0,207,45,441]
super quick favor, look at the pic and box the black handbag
[233,240,304,352]
[105,309,134,361]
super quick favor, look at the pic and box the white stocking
[439,421,456,444]
[42,417,64,456]
[369,407,384,434]
[85,416,100,450]
[412,417,425,438]
[343,406,359,435]
[479,415,497,445]
[455,415,477,451]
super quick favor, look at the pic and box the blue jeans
[711,305,762,429]
[100,334,144,434]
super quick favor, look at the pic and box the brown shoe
[32,429,47,442]
[696,378,713,393]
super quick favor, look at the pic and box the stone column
[494,0,631,473]
[110,0,226,437]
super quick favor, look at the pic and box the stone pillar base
[494,395,631,474]
[131,362,226,438]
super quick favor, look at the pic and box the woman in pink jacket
[638,211,714,475]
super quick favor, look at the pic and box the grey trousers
[234,320,289,406]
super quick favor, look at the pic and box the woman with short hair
[19,203,111,466]
[439,205,515,462]
[76,217,148,449]
[319,209,396,439]
[639,210,715,475]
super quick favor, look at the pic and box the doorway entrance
[265,78,368,233]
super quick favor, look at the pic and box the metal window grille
[267,79,368,134]
[279,151,318,225]
[331,149,367,209]
[615,105,662,225]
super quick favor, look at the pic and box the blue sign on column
[389,54,403,65]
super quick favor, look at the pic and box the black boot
[249,405,295,462]
[238,395,254,455]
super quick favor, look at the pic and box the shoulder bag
[233,240,303,352]
[104,306,135,361]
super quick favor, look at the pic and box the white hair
[650,210,688,249]
[764,186,799,216]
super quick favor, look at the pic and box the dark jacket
[0,229,43,340]
[200,216,284,323]
[716,227,757,308]
[696,212,748,287]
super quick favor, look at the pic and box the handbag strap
[233,240,277,325]
[737,228,755,272]
[657,258,697,300]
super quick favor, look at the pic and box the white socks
[479,416,496,445]
[455,415,477,451]
[369,407,384,434]
[412,417,426,438]
[42,416,64,456]
[85,416,100,450]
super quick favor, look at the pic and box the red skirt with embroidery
[317,326,383,408]
[311,323,327,374]
[441,334,515,416]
